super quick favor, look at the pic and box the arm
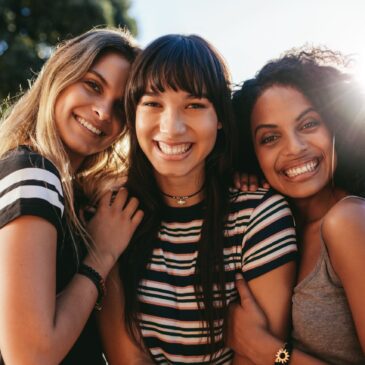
[227,278,329,365]
[0,188,142,365]
[97,266,153,364]
[230,262,295,365]
[322,197,365,354]
[229,190,297,364]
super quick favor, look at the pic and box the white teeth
[285,159,318,178]
[158,142,191,155]
[76,116,102,135]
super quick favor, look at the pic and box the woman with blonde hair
[0,28,143,364]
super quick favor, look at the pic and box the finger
[261,179,270,189]
[111,187,128,209]
[98,190,114,208]
[123,196,140,215]
[237,173,249,191]
[248,175,258,191]
[131,209,144,225]
[233,172,242,189]
[235,273,253,304]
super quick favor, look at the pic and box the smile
[75,115,102,136]
[284,159,319,178]
[157,141,192,155]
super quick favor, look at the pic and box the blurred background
[1,0,365,101]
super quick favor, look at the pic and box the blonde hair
[0,27,139,259]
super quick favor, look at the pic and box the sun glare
[352,52,365,93]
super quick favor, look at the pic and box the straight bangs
[126,34,231,123]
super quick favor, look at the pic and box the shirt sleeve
[241,189,297,281]
[0,149,65,234]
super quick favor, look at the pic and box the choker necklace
[161,185,204,206]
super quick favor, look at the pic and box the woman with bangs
[0,28,143,364]
[98,34,297,364]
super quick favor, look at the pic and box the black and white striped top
[0,146,105,365]
[139,188,298,364]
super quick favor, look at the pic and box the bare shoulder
[323,196,365,231]
[322,196,365,260]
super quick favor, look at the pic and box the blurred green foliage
[0,0,137,100]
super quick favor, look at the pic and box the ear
[217,121,222,130]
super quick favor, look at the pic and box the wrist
[83,252,116,278]
[246,330,283,365]
[77,263,106,310]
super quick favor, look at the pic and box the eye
[260,134,279,145]
[301,119,320,130]
[187,102,206,109]
[142,101,161,107]
[84,80,101,93]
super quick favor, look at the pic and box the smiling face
[251,85,335,199]
[54,51,131,170]
[135,88,221,187]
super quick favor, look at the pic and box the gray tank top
[292,216,365,364]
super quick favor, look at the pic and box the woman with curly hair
[230,48,365,364]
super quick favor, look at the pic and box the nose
[92,100,112,122]
[159,108,186,136]
[284,131,307,156]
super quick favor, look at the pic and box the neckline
[162,200,205,221]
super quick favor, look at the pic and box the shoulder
[229,187,292,220]
[0,146,60,178]
[322,196,365,259]
[0,146,62,194]
[322,196,365,235]
[0,146,65,230]
[229,187,289,208]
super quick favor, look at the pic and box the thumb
[235,273,253,304]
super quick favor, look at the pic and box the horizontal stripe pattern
[139,188,297,364]
[0,148,64,231]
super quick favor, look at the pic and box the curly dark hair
[232,47,365,197]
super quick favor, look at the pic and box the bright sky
[130,0,365,84]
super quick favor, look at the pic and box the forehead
[252,86,314,125]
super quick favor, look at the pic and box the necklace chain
[161,185,204,206]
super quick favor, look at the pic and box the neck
[156,173,205,207]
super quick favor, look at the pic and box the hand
[234,173,270,192]
[85,188,143,272]
[227,275,269,358]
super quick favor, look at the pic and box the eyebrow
[254,107,318,136]
[88,69,108,86]
[141,91,208,99]
[296,107,317,121]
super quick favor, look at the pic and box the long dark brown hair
[120,34,236,357]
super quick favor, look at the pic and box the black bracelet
[78,263,106,311]
[274,341,292,364]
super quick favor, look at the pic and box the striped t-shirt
[138,188,297,364]
[0,146,105,365]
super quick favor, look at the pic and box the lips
[75,115,102,136]
[157,141,192,155]
[283,158,319,178]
